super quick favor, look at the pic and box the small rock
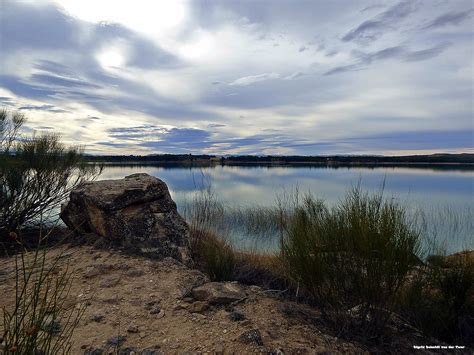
[127,325,139,333]
[215,342,224,355]
[118,347,137,355]
[144,300,160,310]
[238,329,263,346]
[125,269,144,277]
[84,266,101,278]
[141,347,162,355]
[149,307,162,315]
[229,311,245,321]
[192,282,246,305]
[99,275,121,288]
[84,347,104,355]
[90,314,105,323]
[106,335,127,347]
[156,309,165,319]
[189,301,209,314]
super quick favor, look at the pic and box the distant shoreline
[86,153,474,169]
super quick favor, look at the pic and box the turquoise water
[99,164,474,254]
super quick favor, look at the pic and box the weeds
[1,229,83,354]
[280,186,421,336]
[399,252,474,344]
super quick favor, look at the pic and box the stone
[99,275,121,288]
[215,342,224,355]
[238,329,263,346]
[127,325,139,333]
[192,282,246,305]
[141,348,163,355]
[125,268,145,277]
[229,311,246,321]
[188,301,209,313]
[61,173,190,262]
[106,335,127,347]
[118,347,137,355]
[90,314,105,323]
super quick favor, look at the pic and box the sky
[0,0,472,156]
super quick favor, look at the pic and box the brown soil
[0,245,371,354]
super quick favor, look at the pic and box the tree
[0,108,101,234]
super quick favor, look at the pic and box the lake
[98,164,474,254]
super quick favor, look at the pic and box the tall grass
[184,179,473,341]
[1,229,83,354]
[279,187,422,336]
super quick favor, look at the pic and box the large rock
[61,173,189,261]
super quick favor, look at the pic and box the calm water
[98,164,474,254]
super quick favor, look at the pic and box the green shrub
[0,108,101,235]
[1,231,84,354]
[399,255,474,343]
[280,187,421,336]
[0,108,98,352]
[191,229,235,281]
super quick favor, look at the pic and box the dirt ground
[0,245,372,354]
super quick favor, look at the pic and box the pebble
[229,311,246,321]
[127,325,139,333]
[106,335,127,347]
[90,314,105,323]
[99,275,121,288]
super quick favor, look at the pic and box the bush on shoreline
[1,108,99,353]
[187,184,473,343]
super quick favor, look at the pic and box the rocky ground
[0,245,370,354]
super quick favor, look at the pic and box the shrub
[399,254,474,343]
[280,187,421,336]
[191,229,236,281]
[0,108,101,235]
[1,231,83,354]
[0,108,98,352]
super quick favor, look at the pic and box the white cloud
[229,72,280,86]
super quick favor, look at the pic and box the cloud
[423,10,473,30]
[284,72,305,80]
[18,104,69,113]
[403,43,451,62]
[228,72,280,86]
[342,1,415,43]
[0,96,16,106]
[325,43,450,75]
[0,0,472,155]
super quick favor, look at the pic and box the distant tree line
[85,153,474,164]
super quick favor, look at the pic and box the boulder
[61,173,189,262]
[192,282,246,305]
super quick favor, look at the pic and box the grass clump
[1,231,83,354]
[191,229,236,281]
[398,252,474,344]
[280,187,421,336]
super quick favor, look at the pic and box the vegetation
[280,187,421,336]
[1,108,99,353]
[85,153,474,166]
[0,108,101,235]
[399,253,474,344]
[186,184,473,343]
[2,231,83,354]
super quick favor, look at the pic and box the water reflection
[99,164,474,254]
